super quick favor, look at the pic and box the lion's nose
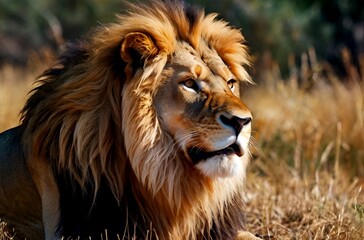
[219,114,251,135]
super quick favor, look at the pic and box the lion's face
[154,42,252,178]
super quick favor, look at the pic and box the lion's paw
[235,230,262,240]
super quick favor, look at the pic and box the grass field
[0,53,363,239]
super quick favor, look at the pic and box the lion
[0,0,259,239]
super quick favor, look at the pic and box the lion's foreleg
[27,158,60,240]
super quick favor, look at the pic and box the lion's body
[0,1,256,239]
[0,127,43,239]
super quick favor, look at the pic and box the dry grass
[0,50,363,239]
[0,65,35,131]
[243,49,364,239]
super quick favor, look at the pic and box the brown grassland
[0,50,364,239]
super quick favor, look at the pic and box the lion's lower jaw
[195,154,248,179]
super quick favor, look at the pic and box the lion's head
[122,31,252,186]
[20,0,253,238]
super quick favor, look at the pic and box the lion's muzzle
[188,114,251,164]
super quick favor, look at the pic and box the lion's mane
[20,0,251,238]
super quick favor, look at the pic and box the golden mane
[20,0,251,238]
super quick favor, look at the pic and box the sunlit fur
[20,0,252,238]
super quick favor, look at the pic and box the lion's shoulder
[0,126,24,161]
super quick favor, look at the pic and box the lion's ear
[120,32,158,76]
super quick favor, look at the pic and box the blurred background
[0,0,363,81]
[0,0,363,239]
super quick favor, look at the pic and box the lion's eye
[227,79,237,90]
[182,79,199,91]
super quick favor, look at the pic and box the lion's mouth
[188,143,243,164]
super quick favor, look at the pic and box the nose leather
[219,114,251,135]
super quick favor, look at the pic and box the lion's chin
[195,154,245,178]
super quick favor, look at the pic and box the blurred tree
[0,0,123,64]
[192,0,363,79]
